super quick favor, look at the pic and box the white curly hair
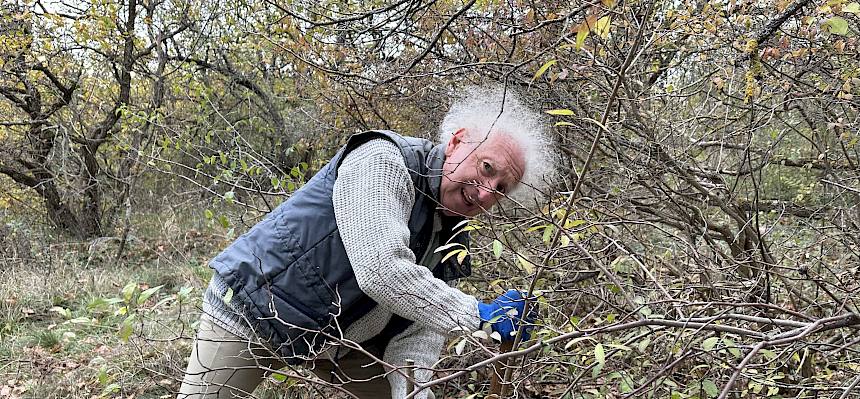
[437,85,556,201]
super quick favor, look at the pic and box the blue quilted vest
[209,130,471,363]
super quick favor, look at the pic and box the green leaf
[137,285,164,305]
[525,225,546,233]
[492,240,503,259]
[223,287,234,304]
[218,215,230,229]
[118,315,135,341]
[564,336,595,349]
[825,17,850,35]
[224,191,235,204]
[594,343,605,364]
[204,209,214,219]
[542,225,555,243]
[637,337,650,352]
[50,306,72,319]
[101,383,121,395]
[533,59,557,81]
[576,29,588,50]
[702,336,719,351]
[591,361,603,378]
[152,296,174,309]
[607,343,631,351]
[843,2,860,14]
[121,282,137,303]
[546,109,575,116]
[702,379,719,398]
[178,286,194,300]
[97,365,109,385]
[722,337,742,358]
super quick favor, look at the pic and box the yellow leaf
[575,29,588,50]
[517,254,535,274]
[564,218,587,229]
[595,16,611,38]
[442,249,467,263]
[533,59,557,81]
[546,109,574,116]
[456,250,468,264]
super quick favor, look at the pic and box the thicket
[1,0,859,397]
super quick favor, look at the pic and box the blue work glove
[477,289,538,342]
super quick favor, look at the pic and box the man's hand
[478,289,539,342]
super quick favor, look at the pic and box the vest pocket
[263,286,330,360]
[270,284,328,326]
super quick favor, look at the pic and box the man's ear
[445,128,468,156]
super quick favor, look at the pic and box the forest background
[1,0,859,397]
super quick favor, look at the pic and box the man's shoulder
[348,136,402,160]
[352,130,433,151]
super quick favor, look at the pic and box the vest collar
[425,143,447,203]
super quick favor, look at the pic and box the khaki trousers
[177,314,391,398]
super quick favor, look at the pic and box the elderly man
[178,87,551,399]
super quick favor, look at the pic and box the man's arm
[332,138,480,335]
[384,321,446,399]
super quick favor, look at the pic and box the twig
[717,341,766,399]
[405,358,415,394]
[839,373,860,399]
[380,0,477,84]
[492,2,656,395]
[822,179,860,194]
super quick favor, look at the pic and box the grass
[0,198,342,398]
[0,198,221,398]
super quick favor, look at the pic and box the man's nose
[477,184,497,205]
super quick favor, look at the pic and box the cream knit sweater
[203,138,481,399]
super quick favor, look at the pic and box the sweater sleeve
[384,322,446,399]
[332,138,481,335]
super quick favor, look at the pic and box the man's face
[439,128,526,217]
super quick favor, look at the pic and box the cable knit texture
[203,138,480,398]
[203,273,253,340]
[333,139,480,334]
